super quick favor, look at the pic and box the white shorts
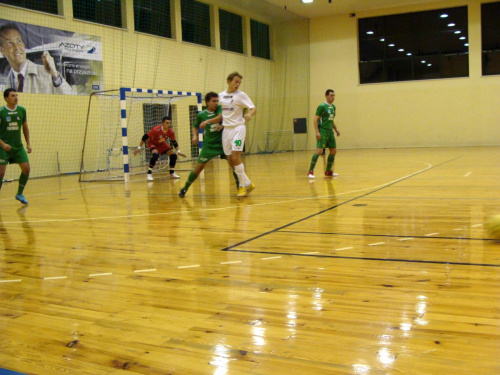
[222,125,246,155]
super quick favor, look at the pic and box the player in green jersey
[0,88,31,204]
[179,92,239,198]
[308,89,340,179]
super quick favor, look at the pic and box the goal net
[80,88,202,182]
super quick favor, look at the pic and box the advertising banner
[0,19,103,95]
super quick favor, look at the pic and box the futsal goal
[79,88,202,182]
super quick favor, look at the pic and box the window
[219,9,243,54]
[73,0,122,28]
[482,2,500,76]
[134,0,171,38]
[181,0,211,47]
[0,0,58,15]
[359,6,469,83]
[250,19,270,59]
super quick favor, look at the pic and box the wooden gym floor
[0,147,499,375]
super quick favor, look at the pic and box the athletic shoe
[237,186,247,197]
[147,173,154,181]
[325,171,339,177]
[179,188,187,198]
[170,172,180,179]
[15,194,28,205]
[308,171,315,179]
[245,183,255,194]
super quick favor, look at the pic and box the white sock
[234,163,251,187]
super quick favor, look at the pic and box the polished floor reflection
[0,147,499,375]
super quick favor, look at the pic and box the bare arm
[22,121,31,153]
[191,126,199,145]
[244,108,256,123]
[0,137,11,152]
[314,115,321,140]
[133,134,148,155]
[333,121,340,136]
[200,114,222,129]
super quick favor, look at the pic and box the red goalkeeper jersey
[146,125,176,154]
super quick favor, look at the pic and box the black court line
[219,156,500,267]
[222,156,461,253]
[222,248,500,268]
[279,230,497,242]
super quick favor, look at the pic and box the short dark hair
[4,88,16,99]
[325,89,335,96]
[0,23,23,46]
[227,71,243,81]
[204,91,218,103]
[162,116,172,122]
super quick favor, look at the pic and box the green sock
[0,178,3,191]
[17,173,29,195]
[233,171,239,189]
[309,153,319,171]
[326,154,335,172]
[183,171,198,191]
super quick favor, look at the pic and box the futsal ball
[486,215,500,240]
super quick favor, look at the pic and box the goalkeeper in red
[179,92,238,197]
[0,88,31,205]
[308,89,340,178]
[133,116,186,181]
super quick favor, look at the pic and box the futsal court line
[218,249,500,268]
[0,160,434,225]
[222,156,461,253]
[278,230,490,241]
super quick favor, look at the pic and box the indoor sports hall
[0,1,499,374]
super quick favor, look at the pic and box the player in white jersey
[219,72,256,197]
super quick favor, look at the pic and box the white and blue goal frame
[120,87,203,183]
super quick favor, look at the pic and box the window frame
[358,6,469,84]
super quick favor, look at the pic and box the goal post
[80,87,202,182]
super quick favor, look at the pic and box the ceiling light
[367,31,374,35]
[421,60,426,63]
[398,48,404,52]
[460,36,466,40]
[406,53,412,56]
[464,43,469,46]
[454,31,461,34]
[380,38,385,42]
[427,64,432,66]
[447,23,455,27]
[440,14,448,18]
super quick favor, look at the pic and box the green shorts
[316,129,336,149]
[0,147,29,165]
[197,145,226,164]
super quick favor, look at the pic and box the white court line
[452,228,464,231]
[464,172,472,177]
[178,265,200,269]
[133,269,157,273]
[471,224,483,228]
[220,261,243,264]
[43,276,67,280]
[301,251,319,254]
[398,238,414,241]
[261,256,282,260]
[1,162,434,225]
[0,279,22,283]
[88,273,113,277]
[368,242,385,246]
[424,233,439,237]
[335,247,353,251]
